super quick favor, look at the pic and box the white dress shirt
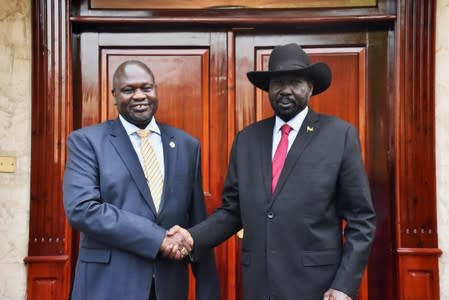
[272,107,308,159]
[119,115,165,177]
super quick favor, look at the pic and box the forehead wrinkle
[113,61,155,90]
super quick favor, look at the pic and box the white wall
[0,0,31,299]
[436,0,449,299]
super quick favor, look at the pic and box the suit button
[267,212,274,219]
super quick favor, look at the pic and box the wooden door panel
[76,32,231,300]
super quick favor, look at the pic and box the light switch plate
[0,156,16,173]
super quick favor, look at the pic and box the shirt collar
[274,106,309,133]
[119,115,161,136]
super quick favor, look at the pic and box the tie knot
[281,124,292,135]
[137,129,150,138]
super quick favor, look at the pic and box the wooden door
[74,29,394,300]
[234,31,394,300]
[74,31,233,300]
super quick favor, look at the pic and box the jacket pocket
[302,249,340,266]
[79,247,111,264]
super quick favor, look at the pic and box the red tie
[272,124,292,193]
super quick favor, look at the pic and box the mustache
[276,96,295,102]
[130,99,155,105]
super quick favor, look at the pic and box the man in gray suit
[63,60,219,300]
[171,43,376,300]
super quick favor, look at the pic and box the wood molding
[397,248,442,256]
[24,256,70,300]
[29,0,72,256]
[397,248,441,300]
[394,1,439,298]
[90,0,377,10]
[73,0,395,19]
[28,0,72,299]
[70,15,396,26]
[395,0,437,248]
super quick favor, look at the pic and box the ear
[111,89,118,106]
[307,82,314,96]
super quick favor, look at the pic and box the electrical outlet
[0,156,16,173]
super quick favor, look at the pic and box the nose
[133,88,146,99]
[279,84,293,96]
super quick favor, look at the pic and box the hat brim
[246,62,331,95]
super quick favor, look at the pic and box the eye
[121,87,134,94]
[295,79,308,85]
[269,80,282,88]
[142,85,153,92]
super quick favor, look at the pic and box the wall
[436,0,449,299]
[0,0,31,299]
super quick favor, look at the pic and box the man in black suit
[170,43,376,300]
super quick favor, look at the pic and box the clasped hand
[323,288,352,300]
[159,225,193,260]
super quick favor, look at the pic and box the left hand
[323,288,352,300]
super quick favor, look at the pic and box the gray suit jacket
[190,109,376,300]
[63,119,219,300]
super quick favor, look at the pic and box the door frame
[25,1,440,300]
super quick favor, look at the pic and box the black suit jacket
[190,109,376,300]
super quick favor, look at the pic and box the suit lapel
[108,119,156,214]
[157,124,177,215]
[260,118,276,201]
[270,110,320,206]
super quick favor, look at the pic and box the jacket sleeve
[189,132,243,251]
[188,144,221,300]
[63,130,166,259]
[330,125,376,298]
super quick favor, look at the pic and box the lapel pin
[169,141,176,148]
[307,126,314,133]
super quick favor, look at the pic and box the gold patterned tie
[137,129,164,212]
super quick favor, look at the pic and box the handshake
[160,225,193,260]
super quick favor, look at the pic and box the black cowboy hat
[247,43,332,95]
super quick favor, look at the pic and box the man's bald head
[113,60,155,93]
